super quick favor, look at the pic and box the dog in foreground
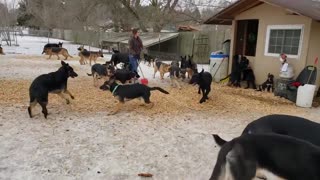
[242,114,320,146]
[189,69,212,103]
[211,134,320,180]
[28,61,78,118]
[100,77,169,115]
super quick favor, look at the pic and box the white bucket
[279,65,294,78]
[209,54,229,82]
[296,84,316,108]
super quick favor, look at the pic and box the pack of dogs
[227,55,274,92]
[211,114,320,180]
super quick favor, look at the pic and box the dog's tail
[149,87,169,94]
[212,134,227,147]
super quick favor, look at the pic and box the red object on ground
[140,78,148,85]
[291,81,301,87]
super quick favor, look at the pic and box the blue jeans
[129,55,139,72]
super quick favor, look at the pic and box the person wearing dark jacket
[128,28,143,73]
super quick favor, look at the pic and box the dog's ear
[212,134,227,147]
[61,61,67,66]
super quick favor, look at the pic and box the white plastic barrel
[279,64,294,78]
[296,84,316,108]
[209,54,229,82]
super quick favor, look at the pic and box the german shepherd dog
[42,42,63,54]
[143,53,155,67]
[100,76,169,115]
[242,114,320,146]
[211,134,320,180]
[28,61,78,118]
[186,55,197,79]
[257,73,274,92]
[169,61,185,89]
[45,47,73,60]
[87,63,115,87]
[153,59,171,79]
[189,69,212,103]
[77,46,104,66]
[0,45,5,55]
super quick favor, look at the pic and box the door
[235,20,259,56]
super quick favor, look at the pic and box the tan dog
[0,45,5,55]
[153,60,171,79]
[78,46,104,66]
[45,47,73,60]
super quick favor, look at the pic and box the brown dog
[0,45,5,55]
[153,60,171,79]
[45,47,73,60]
[78,46,104,66]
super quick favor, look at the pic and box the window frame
[264,24,304,59]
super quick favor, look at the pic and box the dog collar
[112,85,119,95]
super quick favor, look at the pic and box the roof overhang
[204,0,263,25]
[204,0,320,25]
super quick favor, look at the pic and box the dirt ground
[0,55,320,180]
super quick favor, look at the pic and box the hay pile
[0,78,308,118]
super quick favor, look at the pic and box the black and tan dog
[143,53,155,67]
[0,45,5,55]
[42,42,63,54]
[87,63,115,87]
[169,61,185,89]
[153,59,171,79]
[257,73,274,92]
[78,46,104,66]
[211,134,320,180]
[45,47,73,60]
[28,61,78,118]
[100,77,169,115]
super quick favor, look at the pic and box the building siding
[228,3,313,84]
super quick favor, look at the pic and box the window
[265,25,303,58]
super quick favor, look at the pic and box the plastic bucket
[209,54,229,82]
[296,84,316,108]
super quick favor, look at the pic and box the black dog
[257,73,274,92]
[42,42,63,54]
[189,69,212,103]
[110,51,130,69]
[211,134,320,180]
[242,114,320,146]
[243,67,256,89]
[112,48,120,54]
[87,63,115,86]
[113,69,140,84]
[100,77,169,115]
[28,61,78,118]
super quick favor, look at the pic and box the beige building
[204,0,320,86]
